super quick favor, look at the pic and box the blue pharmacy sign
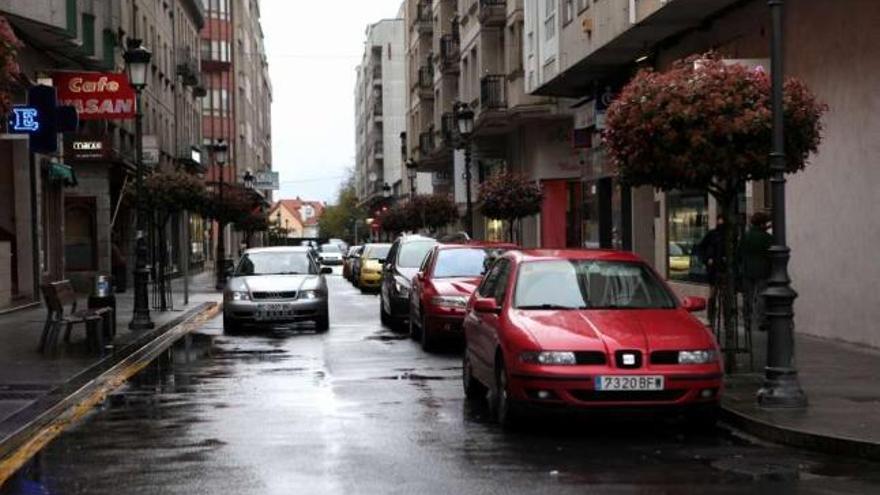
[8,106,40,132]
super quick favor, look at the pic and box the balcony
[416,65,434,99]
[480,75,507,111]
[415,1,433,34]
[419,131,435,156]
[441,112,457,146]
[439,35,460,75]
[478,0,506,27]
[373,99,383,117]
[373,140,385,159]
[176,49,200,86]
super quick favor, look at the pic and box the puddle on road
[377,371,453,381]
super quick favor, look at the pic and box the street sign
[8,107,40,132]
[253,171,279,190]
[65,135,111,161]
[8,85,79,154]
[142,135,159,165]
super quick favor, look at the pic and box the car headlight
[678,350,719,364]
[299,290,323,300]
[431,295,468,309]
[226,291,250,302]
[520,351,577,366]
[395,280,410,297]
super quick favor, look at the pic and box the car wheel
[491,358,521,429]
[223,313,241,335]
[315,314,329,333]
[685,404,720,432]
[420,313,438,352]
[408,304,421,341]
[462,352,488,401]
[380,297,392,328]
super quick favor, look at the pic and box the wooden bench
[40,281,113,355]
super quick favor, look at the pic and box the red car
[409,243,517,351]
[462,249,722,427]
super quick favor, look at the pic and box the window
[66,0,78,35]
[101,29,116,68]
[514,260,676,310]
[81,14,95,56]
[666,190,709,283]
[433,248,497,279]
[397,240,437,268]
[544,0,557,41]
[577,0,589,13]
[235,251,317,276]
[563,0,574,25]
[64,198,97,272]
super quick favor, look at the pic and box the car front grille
[251,291,298,300]
[574,351,607,365]
[569,390,687,403]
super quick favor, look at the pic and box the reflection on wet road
[4,273,880,494]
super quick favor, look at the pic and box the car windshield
[433,248,495,278]
[364,244,391,260]
[398,240,436,268]
[320,244,341,253]
[514,260,676,310]
[235,251,316,276]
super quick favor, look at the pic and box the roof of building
[271,197,326,227]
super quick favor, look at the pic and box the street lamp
[454,101,475,237]
[243,169,255,189]
[212,139,229,290]
[757,0,807,408]
[124,38,154,331]
[382,182,392,199]
[406,159,418,197]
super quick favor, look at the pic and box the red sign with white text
[52,71,136,120]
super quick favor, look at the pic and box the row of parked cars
[342,235,724,428]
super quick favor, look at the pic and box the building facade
[526,0,880,348]
[354,16,410,204]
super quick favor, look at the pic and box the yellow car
[357,243,391,291]
[669,242,692,274]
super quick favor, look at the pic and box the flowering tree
[604,52,826,367]
[407,194,459,233]
[478,172,543,242]
[233,211,270,248]
[377,203,411,236]
[0,16,22,118]
[204,184,255,227]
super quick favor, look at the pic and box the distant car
[318,243,344,265]
[223,247,332,333]
[356,243,392,291]
[380,235,438,329]
[343,245,363,280]
[462,249,721,428]
[409,243,518,351]
[328,238,348,253]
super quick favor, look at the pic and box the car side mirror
[321,267,333,275]
[681,296,707,313]
[473,297,500,315]
[378,259,386,265]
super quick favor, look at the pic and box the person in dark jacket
[697,215,727,325]
[738,212,773,332]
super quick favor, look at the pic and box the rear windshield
[398,240,437,268]
[320,244,341,253]
[364,244,391,260]
[433,248,493,278]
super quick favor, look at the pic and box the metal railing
[418,65,434,89]
[478,0,507,25]
[441,112,456,144]
[439,35,460,73]
[419,131,435,154]
[480,75,507,110]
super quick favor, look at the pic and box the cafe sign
[52,71,137,120]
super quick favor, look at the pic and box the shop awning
[48,163,78,187]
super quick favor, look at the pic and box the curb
[0,301,221,484]
[720,404,880,461]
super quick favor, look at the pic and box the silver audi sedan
[223,246,332,333]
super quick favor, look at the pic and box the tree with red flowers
[407,194,459,233]
[604,52,826,369]
[0,16,22,118]
[478,173,543,242]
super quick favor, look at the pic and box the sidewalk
[720,328,880,460]
[0,272,221,427]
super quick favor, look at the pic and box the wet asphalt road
[5,271,880,494]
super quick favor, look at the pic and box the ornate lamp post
[758,0,807,408]
[212,139,229,290]
[124,39,154,331]
[382,182,392,199]
[454,102,475,237]
[406,159,418,198]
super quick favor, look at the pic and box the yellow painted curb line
[0,302,221,485]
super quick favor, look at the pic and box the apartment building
[201,0,273,259]
[0,0,206,301]
[354,16,407,204]
[527,0,880,348]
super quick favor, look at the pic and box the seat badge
[622,353,636,366]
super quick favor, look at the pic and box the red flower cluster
[603,52,826,192]
[377,194,459,234]
[478,172,543,222]
[0,16,23,117]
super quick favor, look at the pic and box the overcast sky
[261,0,404,204]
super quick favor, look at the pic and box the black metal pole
[757,0,807,408]
[464,141,473,238]
[215,165,226,290]
[130,88,154,330]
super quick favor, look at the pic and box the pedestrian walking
[696,215,727,325]
[738,212,773,333]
